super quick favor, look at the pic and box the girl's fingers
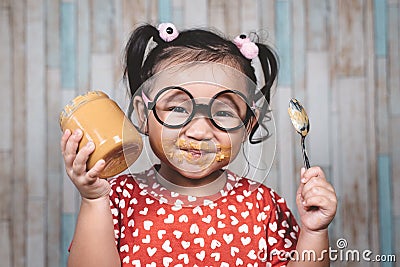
[302,195,335,212]
[302,176,335,194]
[301,166,325,183]
[63,129,83,166]
[301,186,336,205]
[60,129,72,154]
[87,159,106,180]
[72,141,95,175]
[297,167,306,190]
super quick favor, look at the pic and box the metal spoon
[288,98,310,169]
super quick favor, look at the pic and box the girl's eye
[214,110,237,118]
[169,106,188,113]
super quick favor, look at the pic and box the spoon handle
[301,135,310,169]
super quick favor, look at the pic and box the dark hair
[123,24,278,144]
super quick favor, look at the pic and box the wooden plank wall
[0,0,398,266]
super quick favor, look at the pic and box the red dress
[109,167,299,266]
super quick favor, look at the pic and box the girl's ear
[133,95,148,134]
[243,108,260,142]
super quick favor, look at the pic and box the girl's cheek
[215,145,231,162]
[215,131,243,163]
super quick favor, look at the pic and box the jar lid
[59,91,109,128]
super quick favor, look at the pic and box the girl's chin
[164,159,224,179]
[159,149,231,180]
[170,162,217,177]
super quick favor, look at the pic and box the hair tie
[158,23,179,42]
[233,34,259,60]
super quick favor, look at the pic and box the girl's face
[134,63,257,183]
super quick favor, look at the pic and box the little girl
[61,23,337,267]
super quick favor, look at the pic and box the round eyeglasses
[142,86,256,131]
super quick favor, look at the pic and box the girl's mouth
[175,139,218,153]
[183,149,204,160]
[174,139,230,163]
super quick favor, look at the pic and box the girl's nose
[184,117,215,140]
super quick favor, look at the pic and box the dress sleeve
[265,189,300,266]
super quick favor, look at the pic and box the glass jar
[59,91,143,178]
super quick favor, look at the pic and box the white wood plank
[183,0,207,28]
[0,221,11,267]
[292,0,306,171]
[224,0,241,38]
[328,94,342,253]
[337,77,369,250]
[90,53,114,97]
[0,152,11,229]
[27,199,45,267]
[306,52,330,167]
[257,0,275,45]
[112,0,129,109]
[78,0,91,94]
[364,0,379,256]
[264,98,280,192]
[336,0,364,76]
[0,6,12,151]
[26,1,46,266]
[326,0,342,250]
[145,0,158,24]
[61,89,80,214]
[122,0,146,39]
[292,0,306,93]
[46,69,62,267]
[0,152,11,220]
[46,0,60,68]
[240,0,258,33]
[11,0,28,265]
[275,86,297,211]
[26,0,46,198]
[208,0,226,33]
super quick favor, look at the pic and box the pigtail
[255,43,279,104]
[249,43,279,144]
[124,24,163,119]
[124,24,162,98]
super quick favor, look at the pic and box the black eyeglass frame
[143,86,256,132]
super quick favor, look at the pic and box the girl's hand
[296,166,337,233]
[61,129,111,200]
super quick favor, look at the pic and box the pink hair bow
[158,23,179,42]
[233,34,259,60]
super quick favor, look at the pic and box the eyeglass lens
[151,87,251,130]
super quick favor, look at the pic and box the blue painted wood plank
[77,0,90,93]
[374,0,387,57]
[60,2,77,89]
[92,0,113,53]
[378,155,393,266]
[158,0,171,22]
[61,213,77,267]
[46,0,60,68]
[275,0,292,86]
[307,0,328,51]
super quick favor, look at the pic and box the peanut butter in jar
[59,91,143,178]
